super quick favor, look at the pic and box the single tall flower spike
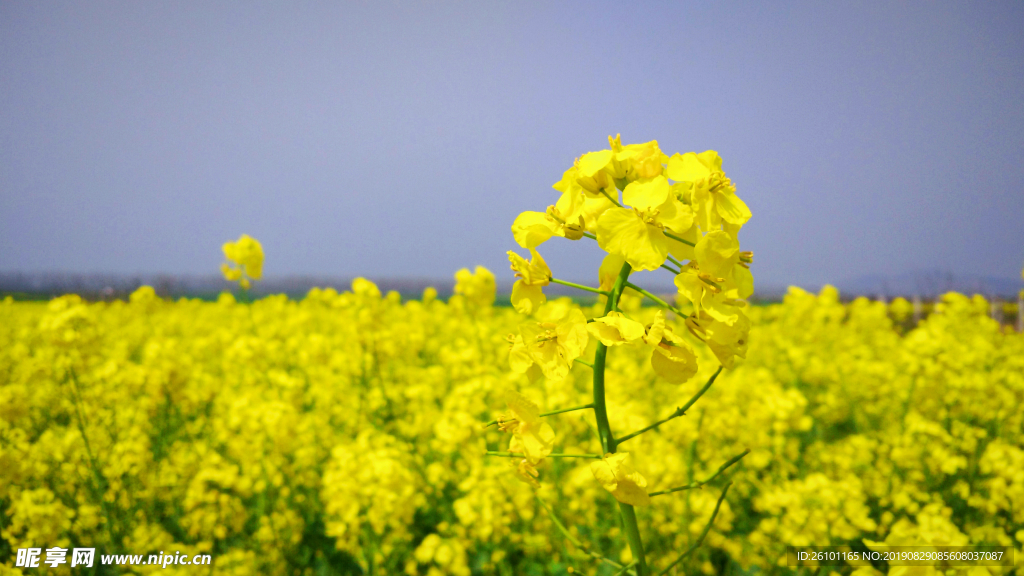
[495,134,756,576]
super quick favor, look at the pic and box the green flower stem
[593,262,650,576]
[612,562,639,576]
[616,366,724,444]
[660,263,681,275]
[594,262,632,454]
[666,254,683,268]
[574,358,594,368]
[550,277,609,296]
[583,231,597,240]
[619,502,647,574]
[483,403,594,427]
[656,482,732,576]
[536,496,637,575]
[601,188,623,207]
[648,449,750,497]
[623,282,686,316]
[540,403,595,417]
[485,451,601,459]
[663,230,696,247]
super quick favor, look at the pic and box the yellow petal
[508,336,536,374]
[696,150,723,172]
[596,208,669,272]
[598,253,627,292]
[674,268,704,311]
[577,149,613,177]
[555,308,590,361]
[651,343,698,384]
[511,281,546,315]
[695,230,740,279]
[592,453,650,506]
[714,190,752,226]
[504,389,540,423]
[657,197,695,234]
[581,194,617,230]
[512,211,559,249]
[516,420,555,464]
[666,152,711,182]
[623,176,671,211]
[727,265,754,300]
[588,311,645,346]
[644,310,666,346]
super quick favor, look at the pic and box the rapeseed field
[2,136,1022,575]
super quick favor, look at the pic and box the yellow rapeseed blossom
[507,249,551,315]
[498,390,555,465]
[591,452,651,507]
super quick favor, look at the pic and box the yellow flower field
[1,281,1022,575]
[3,137,1023,575]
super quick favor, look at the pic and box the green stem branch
[663,230,695,247]
[656,482,732,576]
[485,451,601,459]
[624,282,685,315]
[601,188,623,207]
[616,366,724,444]
[483,403,594,428]
[536,496,636,575]
[550,277,609,296]
[649,449,749,497]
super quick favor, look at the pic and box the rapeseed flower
[221,234,264,289]
[591,452,651,507]
[498,390,555,465]
[507,249,551,315]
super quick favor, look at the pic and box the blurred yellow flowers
[220,234,264,289]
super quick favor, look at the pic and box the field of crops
[1,279,1022,576]
[3,138,1023,576]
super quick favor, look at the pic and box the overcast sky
[2,1,1022,289]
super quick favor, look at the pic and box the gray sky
[2,1,1023,289]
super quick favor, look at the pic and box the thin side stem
[616,366,724,444]
[536,496,637,575]
[601,188,623,208]
[582,231,597,240]
[483,403,594,427]
[574,358,594,369]
[624,282,685,316]
[613,562,639,576]
[551,277,609,296]
[649,449,750,497]
[660,264,681,275]
[657,482,732,576]
[485,451,601,459]
[663,230,695,247]
[666,254,683,268]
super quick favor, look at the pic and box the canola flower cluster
[0,281,1022,575]
[499,136,756,575]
